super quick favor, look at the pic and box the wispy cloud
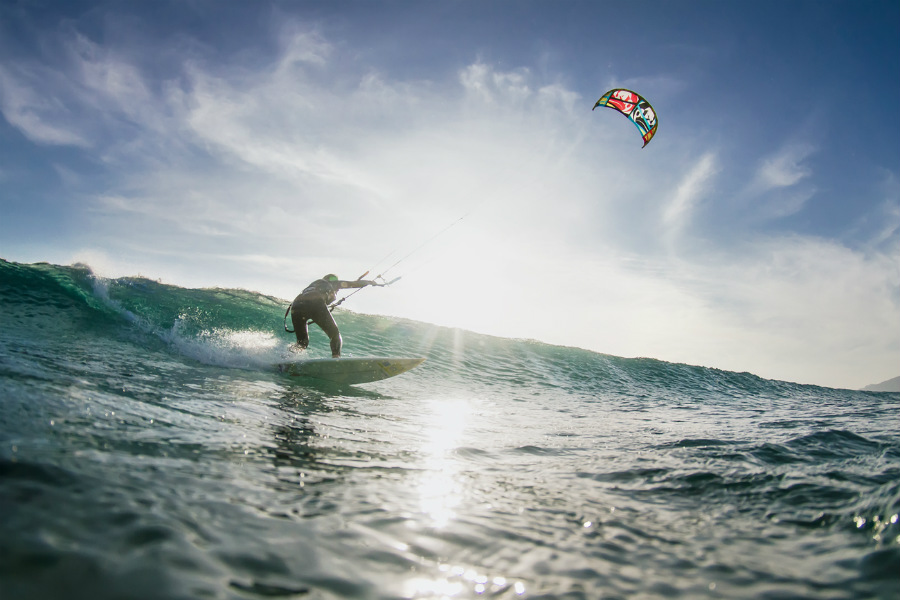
[854,169,900,252]
[756,143,815,189]
[0,64,91,147]
[0,30,170,153]
[746,142,818,220]
[662,152,718,232]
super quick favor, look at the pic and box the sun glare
[415,397,471,529]
[394,225,533,337]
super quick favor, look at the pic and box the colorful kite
[592,89,658,147]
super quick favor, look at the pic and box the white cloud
[872,199,900,250]
[860,170,900,252]
[756,143,815,189]
[0,65,91,147]
[70,33,152,119]
[0,32,169,152]
[743,142,818,220]
[276,28,332,68]
[663,152,718,231]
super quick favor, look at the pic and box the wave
[2,259,895,402]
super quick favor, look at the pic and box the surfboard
[276,357,426,385]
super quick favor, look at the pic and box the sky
[1,0,898,389]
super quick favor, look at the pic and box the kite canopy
[593,89,658,147]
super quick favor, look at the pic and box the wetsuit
[290,278,373,358]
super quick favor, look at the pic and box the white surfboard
[276,357,426,385]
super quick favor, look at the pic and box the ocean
[1,259,898,600]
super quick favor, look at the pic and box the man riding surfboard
[286,274,382,358]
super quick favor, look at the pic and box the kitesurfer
[288,274,381,358]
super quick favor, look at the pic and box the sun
[383,224,531,337]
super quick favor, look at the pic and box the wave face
[2,259,899,600]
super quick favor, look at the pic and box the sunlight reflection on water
[403,565,525,599]
[416,397,469,528]
[402,397,529,598]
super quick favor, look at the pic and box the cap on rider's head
[323,274,339,282]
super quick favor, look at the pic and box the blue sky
[1,0,898,389]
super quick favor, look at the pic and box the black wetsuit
[290,279,343,357]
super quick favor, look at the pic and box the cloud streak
[746,142,818,220]
[0,64,91,147]
[756,143,816,189]
[663,152,718,232]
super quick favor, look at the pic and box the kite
[593,89,658,147]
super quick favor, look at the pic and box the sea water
[1,260,898,599]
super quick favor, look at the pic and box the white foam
[162,321,288,370]
[83,265,298,371]
[85,266,144,327]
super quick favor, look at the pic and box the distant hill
[863,375,900,392]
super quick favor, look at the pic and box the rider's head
[323,274,339,283]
